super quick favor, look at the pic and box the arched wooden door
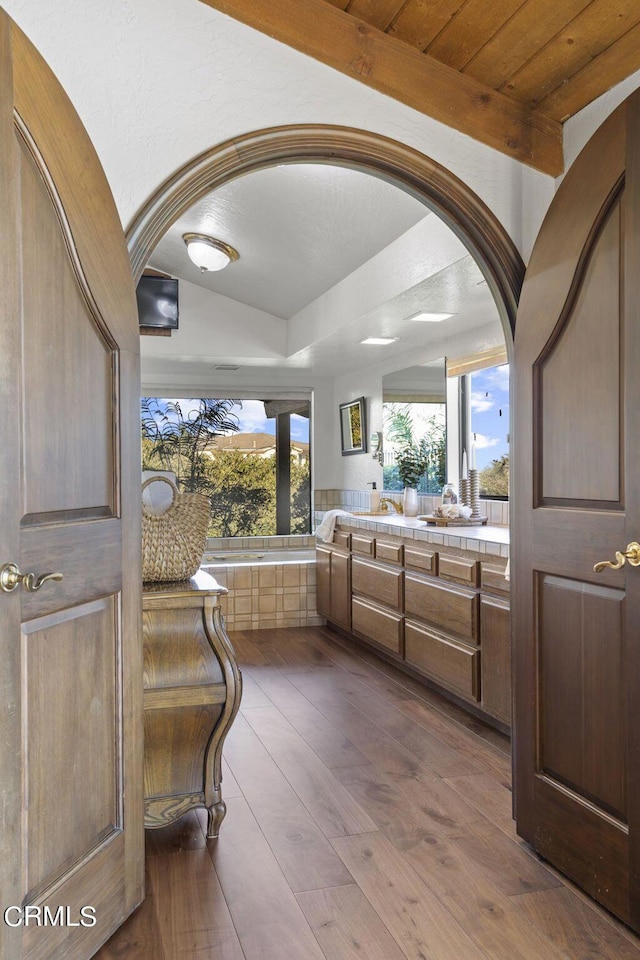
[513,89,640,927]
[0,12,143,960]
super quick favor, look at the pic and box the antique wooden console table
[142,570,242,838]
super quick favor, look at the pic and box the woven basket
[141,476,210,582]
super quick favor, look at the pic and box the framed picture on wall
[339,397,367,455]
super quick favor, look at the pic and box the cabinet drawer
[352,557,403,610]
[333,529,351,550]
[405,620,479,701]
[439,554,479,586]
[352,597,403,654]
[375,539,403,564]
[404,573,478,642]
[351,534,374,556]
[404,545,437,576]
[480,562,510,597]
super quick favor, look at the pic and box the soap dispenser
[368,481,380,513]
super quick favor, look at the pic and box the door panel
[24,599,119,900]
[514,89,640,927]
[20,140,116,519]
[538,199,622,505]
[537,575,625,819]
[0,12,143,960]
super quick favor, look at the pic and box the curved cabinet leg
[207,796,227,839]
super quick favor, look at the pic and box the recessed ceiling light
[360,337,399,345]
[409,312,453,322]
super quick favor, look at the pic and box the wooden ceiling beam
[199,0,563,176]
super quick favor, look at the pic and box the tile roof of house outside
[205,432,309,461]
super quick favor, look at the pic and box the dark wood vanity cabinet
[317,529,511,729]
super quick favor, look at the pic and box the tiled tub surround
[201,535,321,631]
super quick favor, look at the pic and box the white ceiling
[283,256,501,377]
[142,161,504,383]
[149,163,428,319]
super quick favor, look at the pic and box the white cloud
[231,399,270,433]
[470,391,494,413]
[474,433,500,450]
[481,364,510,393]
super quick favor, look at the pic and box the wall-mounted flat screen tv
[136,276,179,329]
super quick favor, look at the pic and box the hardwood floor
[96,626,640,960]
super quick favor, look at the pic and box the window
[141,397,311,536]
[467,362,509,498]
[446,350,510,500]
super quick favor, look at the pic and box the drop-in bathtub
[200,545,320,631]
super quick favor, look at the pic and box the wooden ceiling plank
[199,0,563,175]
[347,0,407,33]
[386,0,466,51]
[499,0,640,107]
[426,0,527,71]
[325,0,351,9]
[463,0,592,90]
[536,21,640,121]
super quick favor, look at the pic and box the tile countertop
[334,513,509,557]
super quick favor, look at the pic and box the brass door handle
[0,562,63,593]
[593,542,640,574]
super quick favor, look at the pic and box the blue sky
[228,400,309,442]
[469,364,509,470]
[145,398,309,443]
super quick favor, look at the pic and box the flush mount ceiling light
[360,337,399,345]
[409,311,453,322]
[183,233,239,272]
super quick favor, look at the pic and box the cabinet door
[316,545,332,619]
[330,550,351,630]
[480,595,511,724]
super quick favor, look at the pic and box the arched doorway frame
[125,124,523,348]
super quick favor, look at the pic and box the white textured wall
[5,0,553,261]
[561,68,640,181]
[141,279,287,361]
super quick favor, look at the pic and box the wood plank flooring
[96,625,640,960]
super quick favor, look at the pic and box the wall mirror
[382,358,447,493]
[339,396,367,455]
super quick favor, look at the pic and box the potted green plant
[395,440,429,516]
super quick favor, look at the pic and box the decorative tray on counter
[418,514,488,526]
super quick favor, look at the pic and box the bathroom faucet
[379,497,404,514]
